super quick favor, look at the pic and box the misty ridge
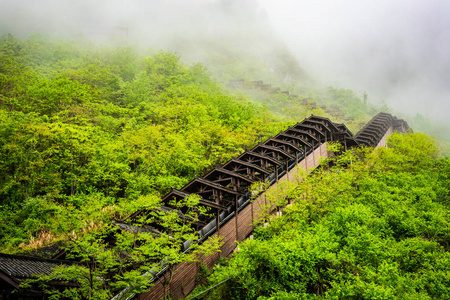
[0,0,281,63]
[1,0,449,147]
[262,1,450,120]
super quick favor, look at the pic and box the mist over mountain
[259,0,450,125]
[0,0,311,85]
[1,0,449,130]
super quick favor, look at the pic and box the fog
[259,0,450,124]
[0,0,271,49]
[1,0,449,125]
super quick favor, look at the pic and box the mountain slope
[195,132,450,299]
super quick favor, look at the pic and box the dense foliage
[0,34,287,252]
[22,194,221,300]
[2,33,449,299]
[196,132,450,299]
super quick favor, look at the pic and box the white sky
[258,0,450,122]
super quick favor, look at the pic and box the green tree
[23,194,221,300]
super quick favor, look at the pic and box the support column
[275,166,279,182]
[214,190,220,237]
[304,149,307,171]
[235,194,239,242]
[286,161,289,181]
[215,208,220,236]
[312,141,316,167]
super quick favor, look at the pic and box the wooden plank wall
[138,143,329,300]
[237,203,254,241]
[218,215,238,257]
[375,126,394,148]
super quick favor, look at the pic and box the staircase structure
[0,113,411,300]
[134,113,410,300]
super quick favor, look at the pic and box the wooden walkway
[0,113,411,300]
[134,113,410,300]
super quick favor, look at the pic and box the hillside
[1,32,449,300]
[194,132,450,299]
[0,33,385,254]
[0,34,289,253]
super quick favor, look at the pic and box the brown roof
[221,158,271,175]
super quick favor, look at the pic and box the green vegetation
[22,194,221,300]
[195,132,450,299]
[225,79,383,135]
[2,32,450,299]
[410,113,450,156]
[0,34,287,252]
